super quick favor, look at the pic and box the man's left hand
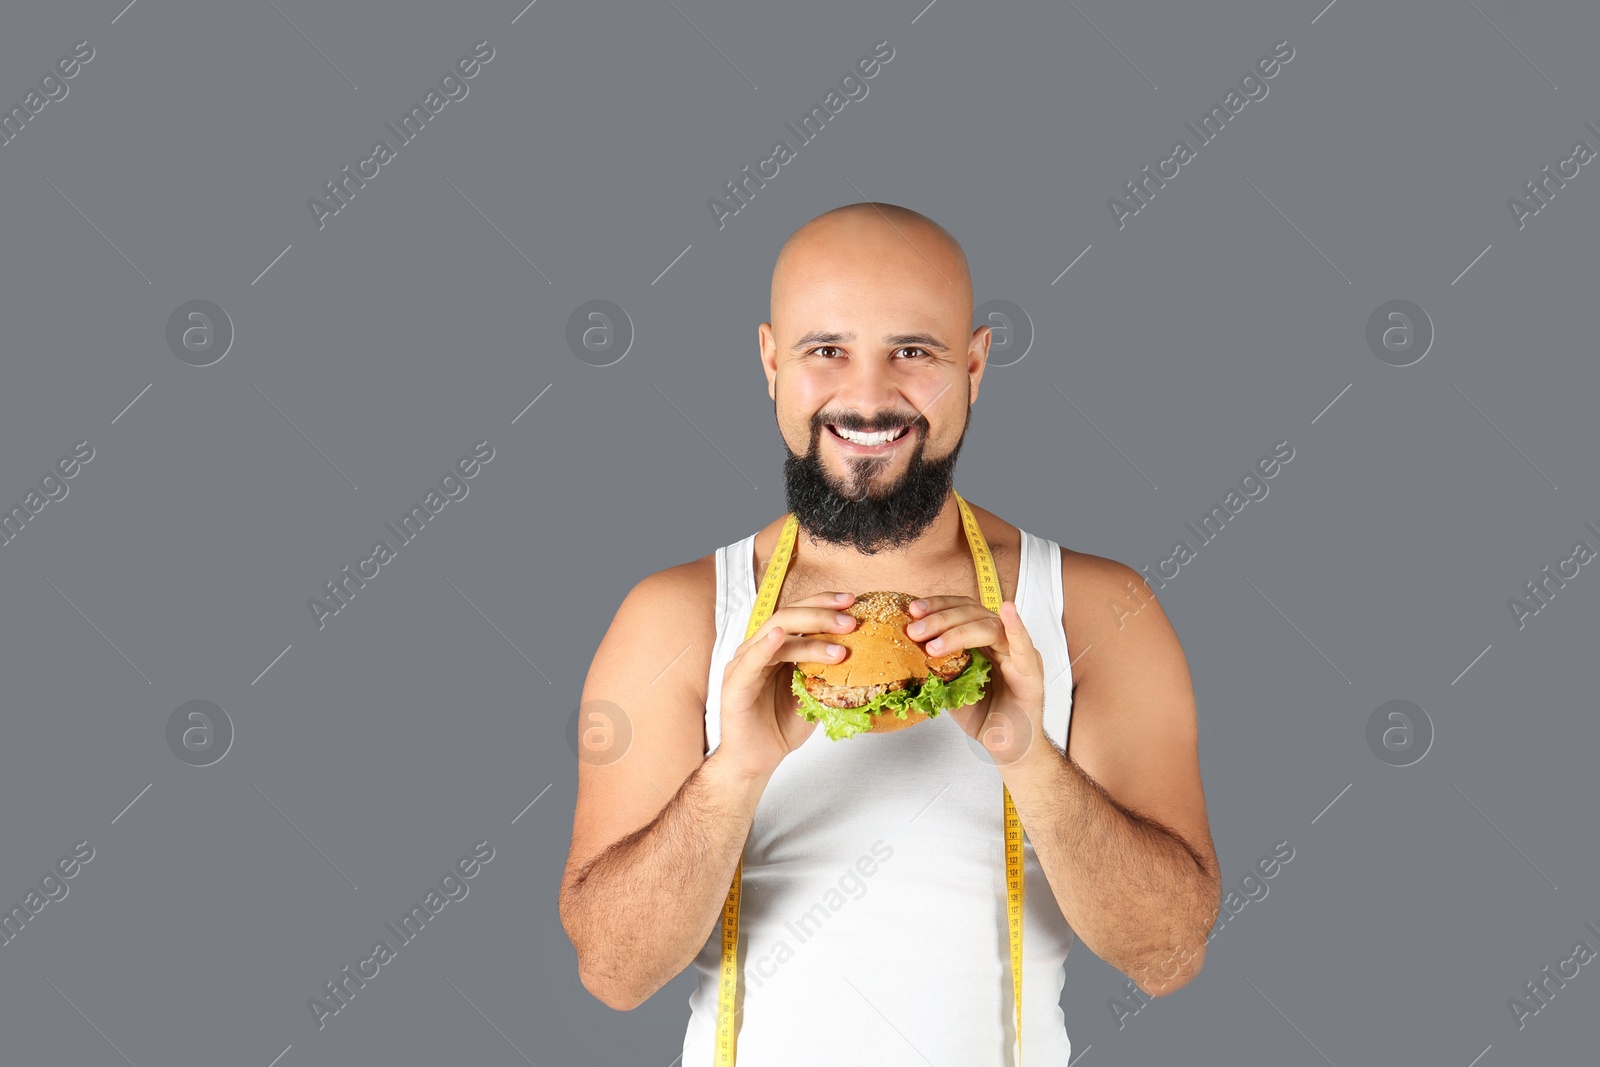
[906,595,1046,766]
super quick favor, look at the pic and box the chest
[767,542,1023,612]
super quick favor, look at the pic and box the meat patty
[927,649,971,681]
[801,674,908,709]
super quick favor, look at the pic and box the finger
[763,604,859,641]
[996,601,1042,677]
[779,633,850,667]
[906,594,976,618]
[734,624,846,674]
[722,627,783,708]
[925,616,1006,657]
[727,625,785,679]
[795,590,856,607]
[724,627,840,710]
[906,603,992,642]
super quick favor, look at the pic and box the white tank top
[679,525,1077,1065]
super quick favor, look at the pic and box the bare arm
[558,565,725,1010]
[558,567,855,1010]
[560,749,768,1010]
[919,554,1219,996]
[1015,556,1219,996]
[999,741,1219,996]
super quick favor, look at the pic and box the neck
[791,490,968,579]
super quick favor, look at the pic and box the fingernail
[835,613,853,626]
[927,638,942,652]
[910,599,927,612]
[908,620,925,636]
[826,643,844,655]
[835,592,851,602]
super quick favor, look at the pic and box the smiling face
[760,203,990,554]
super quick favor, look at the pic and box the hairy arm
[1000,557,1220,996]
[560,750,767,1010]
[559,562,767,1010]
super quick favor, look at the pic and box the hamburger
[790,590,992,741]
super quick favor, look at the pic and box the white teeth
[835,426,905,445]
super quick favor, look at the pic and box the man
[559,202,1220,1063]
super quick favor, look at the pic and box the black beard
[781,405,970,555]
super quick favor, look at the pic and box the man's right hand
[716,590,858,782]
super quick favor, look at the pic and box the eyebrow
[789,330,951,353]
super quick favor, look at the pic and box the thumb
[999,601,1042,679]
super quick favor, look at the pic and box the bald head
[771,202,973,328]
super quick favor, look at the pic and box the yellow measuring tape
[716,488,1025,1064]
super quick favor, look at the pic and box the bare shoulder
[616,552,719,705]
[1057,547,1182,685]
[1059,544,1145,592]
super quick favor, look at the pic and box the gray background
[0,0,1595,1064]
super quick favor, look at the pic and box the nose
[833,357,911,426]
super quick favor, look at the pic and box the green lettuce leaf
[790,649,993,742]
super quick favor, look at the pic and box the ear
[759,323,779,399]
[968,322,991,404]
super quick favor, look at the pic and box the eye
[805,345,931,360]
